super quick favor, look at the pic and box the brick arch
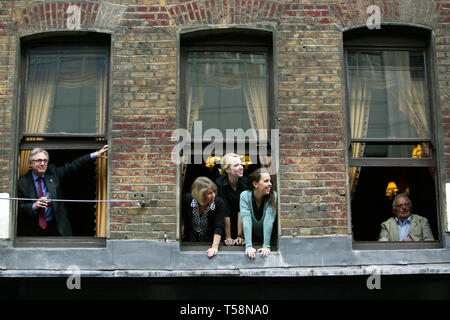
[11,1,126,36]
[329,0,441,31]
[166,0,286,26]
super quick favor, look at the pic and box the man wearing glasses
[378,193,434,242]
[17,146,108,236]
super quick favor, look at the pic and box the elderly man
[17,145,108,236]
[378,193,434,242]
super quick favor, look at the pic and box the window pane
[25,46,108,134]
[347,50,430,139]
[185,52,268,137]
[351,142,432,158]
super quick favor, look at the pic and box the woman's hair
[28,148,49,164]
[191,176,217,206]
[218,153,241,176]
[247,168,276,212]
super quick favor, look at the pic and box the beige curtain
[242,61,269,168]
[243,62,268,138]
[24,58,57,133]
[95,154,107,237]
[97,67,106,134]
[348,75,371,194]
[19,150,31,177]
[347,51,373,194]
[95,66,108,237]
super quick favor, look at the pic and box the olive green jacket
[378,214,434,242]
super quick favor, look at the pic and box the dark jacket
[181,193,228,242]
[215,175,247,238]
[17,154,94,236]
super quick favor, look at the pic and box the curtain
[19,150,31,177]
[95,154,107,237]
[382,51,429,158]
[347,53,372,194]
[24,57,57,133]
[243,62,268,139]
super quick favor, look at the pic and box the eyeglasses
[395,203,411,209]
[31,159,48,164]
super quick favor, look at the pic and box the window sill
[13,237,106,248]
[352,240,442,250]
[180,241,278,252]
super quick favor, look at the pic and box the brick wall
[0,1,15,193]
[0,0,448,240]
[438,0,450,181]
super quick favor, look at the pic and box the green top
[239,190,277,250]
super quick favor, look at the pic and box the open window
[344,27,440,246]
[16,33,109,239]
[179,29,277,248]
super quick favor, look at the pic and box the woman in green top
[240,168,277,258]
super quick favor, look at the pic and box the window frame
[178,29,278,250]
[14,33,111,245]
[343,27,442,249]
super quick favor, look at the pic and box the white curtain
[347,53,373,194]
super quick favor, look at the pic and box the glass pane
[346,50,430,139]
[351,142,432,158]
[350,166,437,241]
[25,46,108,134]
[185,51,268,138]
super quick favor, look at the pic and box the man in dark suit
[17,145,108,236]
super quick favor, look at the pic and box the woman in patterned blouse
[181,176,229,257]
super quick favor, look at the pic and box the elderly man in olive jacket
[378,193,434,242]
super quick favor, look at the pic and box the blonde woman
[181,176,228,257]
[215,153,247,246]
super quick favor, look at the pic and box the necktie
[37,176,47,230]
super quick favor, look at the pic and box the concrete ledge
[0,236,449,278]
[1,263,450,278]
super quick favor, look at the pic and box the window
[344,27,440,244]
[17,33,109,238]
[179,29,277,247]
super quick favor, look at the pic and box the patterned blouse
[191,198,215,241]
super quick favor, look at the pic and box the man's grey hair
[392,193,412,209]
[28,148,49,164]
